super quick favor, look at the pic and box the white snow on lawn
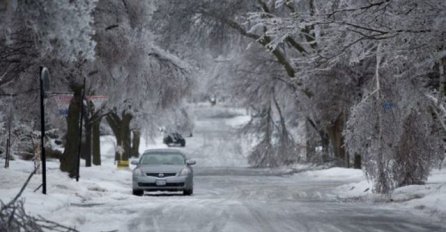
[0,136,140,231]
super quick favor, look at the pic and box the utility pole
[4,96,12,168]
[40,67,50,194]
[5,121,10,168]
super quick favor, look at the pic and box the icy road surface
[127,173,445,232]
[125,105,445,232]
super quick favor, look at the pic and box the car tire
[133,189,143,196]
[183,188,193,196]
[163,136,173,145]
[180,140,186,147]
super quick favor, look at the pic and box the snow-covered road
[126,171,445,232]
[125,105,444,231]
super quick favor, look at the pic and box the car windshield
[140,153,185,165]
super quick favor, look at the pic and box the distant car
[163,132,186,147]
[131,149,196,196]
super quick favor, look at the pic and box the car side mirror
[186,160,196,166]
[131,160,139,165]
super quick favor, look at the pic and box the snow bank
[0,136,139,231]
[334,167,446,221]
[391,169,446,220]
[301,167,365,180]
[224,115,251,128]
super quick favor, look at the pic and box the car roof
[142,148,185,155]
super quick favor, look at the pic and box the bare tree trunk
[60,84,83,178]
[374,43,389,194]
[106,111,133,161]
[121,113,132,161]
[437,57,445,109]
[5,138,10,168]
[130,129,140,158]
[353,153,361,169]
[306,117,330,162]
[84,118,92,167]
[440,57,446,169]
[321,134,330,162]
[305,121,316,162]
[326,112,347,167]
[92,117,101,166]
[83,102,95,167]
[264,106,275,166]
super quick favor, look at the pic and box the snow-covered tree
[86,0,194,167]
[226,45,303,167]
[1,0,97,167]
[346,69,443,193]
[232,0,444,175]
[310,1,446,192]
[151,0,363,166]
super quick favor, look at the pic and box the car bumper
[133,175,192,191]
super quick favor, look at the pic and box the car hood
[139,165,185,173]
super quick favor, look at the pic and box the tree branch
[328,1,391,18]
[198,9,296,77]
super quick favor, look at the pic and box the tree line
[1,0,445,194]
[150,0,446,193]
[0,0,193,178]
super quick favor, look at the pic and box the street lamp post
[40,67,50,194]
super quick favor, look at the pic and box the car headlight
[133,168,144,176]
[179,168,191,176]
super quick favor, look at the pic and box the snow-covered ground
[1,104,445,231]
[335,166,446,221]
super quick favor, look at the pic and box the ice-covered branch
[327,0,392,18]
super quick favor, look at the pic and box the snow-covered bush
[345,76,444,193]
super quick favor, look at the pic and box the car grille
[138,182,185,187]
[145,173,177,177]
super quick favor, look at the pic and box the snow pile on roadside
[336,179,374,200]
[334,167,446,220]
[301,167,365,180]
[224,114,251,128]
[390,168,446,220]
[0,136,146,231]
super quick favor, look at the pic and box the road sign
[88,95,108,109]
[54,95,108,117]
[54,95,72,117]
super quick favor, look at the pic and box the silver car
[131,149,196,196]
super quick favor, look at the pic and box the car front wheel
[183,188,193,196]
[133,189,143,196]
